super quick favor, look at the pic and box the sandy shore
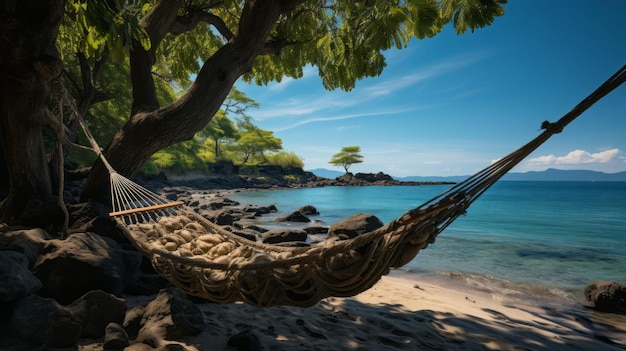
[81,272,625,351]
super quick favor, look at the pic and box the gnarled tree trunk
[0,0,65,225]
[81,0,294,203]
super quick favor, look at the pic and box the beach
[78,271,625,351]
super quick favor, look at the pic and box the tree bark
[82,0,295,203]
[0,0,65,224]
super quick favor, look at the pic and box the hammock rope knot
[541,120,564,134]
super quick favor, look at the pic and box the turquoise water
[229,181,626,301]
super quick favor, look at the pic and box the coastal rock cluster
[0,174,391,350]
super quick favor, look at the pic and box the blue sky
[235,0,626,177]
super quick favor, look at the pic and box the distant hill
[308,168,345,179]
[310,168,626,182]
[398,169,626,182]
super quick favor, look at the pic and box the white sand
[98,272,625,351]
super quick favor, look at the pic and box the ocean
[228,181,626,304]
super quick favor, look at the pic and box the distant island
[309,168,626,182]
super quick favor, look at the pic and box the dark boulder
[103,322,130,351]
[9,294,82,348]
[33,232,142,304]
[584,281,626,314]
[0,250,42,302]
[136,288,205,346]
[297,205,319,216]
[261,228,307,244]
[0,228,49,265]
[275,210,311,223]
[65,289,127,338]
[327,213,384,240]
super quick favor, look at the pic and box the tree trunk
[0,0,65,225]
[81,0,289,204]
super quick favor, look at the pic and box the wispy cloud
[253,94,359,120]
[526,149,623,166]
[274,109,413,132]
[364,52,491,97]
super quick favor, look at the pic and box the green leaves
[244,0,506,91]
[440,0,508,34]
[62,0,151,62]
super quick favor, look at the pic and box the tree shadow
[187,296,625,351]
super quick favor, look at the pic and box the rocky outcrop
[584,281,626,314]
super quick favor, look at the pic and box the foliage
[234,128,283,165]
[284,174,301,183]
[266,151,305,168]
[329,146,364,173]
[151,140,208,173]
[59,0,507,170]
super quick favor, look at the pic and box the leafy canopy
[329,146,364,173]
[55,0,507,173]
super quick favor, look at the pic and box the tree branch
[129,0,185,115]
[170,11,234,41]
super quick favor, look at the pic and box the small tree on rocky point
[329,146,364,173]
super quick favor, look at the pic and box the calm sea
[228,181,626,303]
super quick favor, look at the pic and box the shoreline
[78,270,626,350]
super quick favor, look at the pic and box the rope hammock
[70,65,625,307]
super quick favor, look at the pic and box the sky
[235,0,626,177]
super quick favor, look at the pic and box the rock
[0,251,42,302]
[244,225,268,233]
[297,205,319,215]
[230,230,258,242]
[65,290,127,338]
[303,226,328,235]
[136,288,205,346]
[354,172,394,182]
[9,294,82,348]
[214,211,234,226]
[228,330,263,351]
[584,281,626,314]
[0,228,49,265]
[242,205,277,216]
[123,304,146,340]
[103,322,130,350]
[33,232,142,304]
[68,201,125,242]
[327,213,384,240]
[275,210,311,223]
[261,228,307,244]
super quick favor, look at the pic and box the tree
[235,128,283,165]
[0,0,507,225]
[330,146,364,173]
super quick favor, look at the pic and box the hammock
[74,65,625,307]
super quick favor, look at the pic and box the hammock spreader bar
[69,64,625,307]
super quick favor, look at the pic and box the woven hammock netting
[75,65,625,307]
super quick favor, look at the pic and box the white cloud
[526,149,623,166]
